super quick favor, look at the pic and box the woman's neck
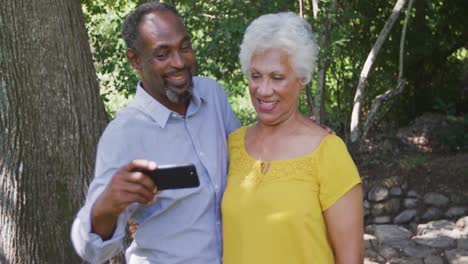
[253,110,306,138]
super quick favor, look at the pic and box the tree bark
[349,0,407,142]
[298,0,304,17]
[313,62,329,124]
[0,0,108,263]
[312,0,333,124]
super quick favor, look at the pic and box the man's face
[131,11,195,112]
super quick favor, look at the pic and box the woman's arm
[323,184,364,264]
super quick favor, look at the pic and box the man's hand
[309,115,336,135]
[91,159,159,240]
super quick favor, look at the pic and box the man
[71,2,240,263]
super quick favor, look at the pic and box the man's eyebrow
[150,45,169,53]
[153,35,191,50]
[181,35,191,43]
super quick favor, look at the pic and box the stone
[418,220,457,235]
[402,242,438,258]
[445,206,468,218]
[362,185,368,200]
[364,199,371,209]
[422,207,444,221]
[404,198,420,209]
[364,234,378,249]
[365,224,375,234]
[364,208,370,218]
[364,248,380,259]
[378,245,399,258]
[450,193,466,204]
[390,187,403,197]
[374,224,412,245]
[418,220,457,232]
[372,203,386,216]
[413,234,456,249]
[386,198,401,214]
[372,199,401,216]
[373,216,392,224]
[407,190,421,198]
[409,222,419,233]
[458,238,468,250]
[424,256,444,264]
[369,185,390,202]
[401,181,408,190]
[394,209,418,224]
[363,259,379,264]
[424,192,450,207]
[444,248,468,264]
[387,257,424,264]
[418,219,468,240]
[456,216,468,229]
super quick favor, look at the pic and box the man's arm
[71,159,158,263]
[91,159,157,239]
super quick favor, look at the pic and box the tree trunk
[298,0,304,17]
[0,0,108,263]
[349,0,407,142]
[313,63,329,124]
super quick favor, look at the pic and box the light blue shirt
[71,76,241,264]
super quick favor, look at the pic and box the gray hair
[239,12,318,85]
[121,1,181,50]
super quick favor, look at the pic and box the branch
[349,0,408,142]
[201,13,216,19]
[360,79,406,139]
[360,0,415,140]
[312,0,319,18]
[398,0,414,79]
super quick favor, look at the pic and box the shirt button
[199,152,204,156]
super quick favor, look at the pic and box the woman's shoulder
[315,134,355,168]
[295,122,351,163]
[299,122,331,150]
[228,126,248,144]
[319,134,348,152]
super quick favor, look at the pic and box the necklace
[260,161,271,175]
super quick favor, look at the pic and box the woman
[221,12,364,264]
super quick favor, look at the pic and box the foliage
[400,153,430,171]
[82,0,138,117]
[82,0,467,132]
[433,99,468,152]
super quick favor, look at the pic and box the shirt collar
[131,78,206,128]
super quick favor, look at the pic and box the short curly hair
[121,1,181,50]
[239,12,318,85]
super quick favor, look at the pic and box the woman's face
[249,48,303,126]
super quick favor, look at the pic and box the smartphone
[137,163,199,190]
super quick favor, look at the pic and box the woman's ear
[126,48,141,71]
[298,78,306,90]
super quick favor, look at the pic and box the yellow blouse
[221,126,361,264]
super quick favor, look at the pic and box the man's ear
[126,48,141,71]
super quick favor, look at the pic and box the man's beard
[165,78,193,103]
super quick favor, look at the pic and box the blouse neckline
[239,126,332,164]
